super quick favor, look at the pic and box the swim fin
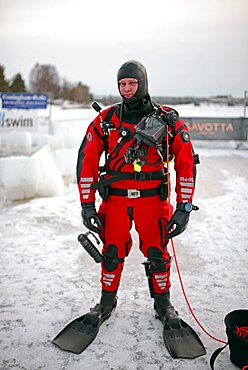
[155,306,206,359]
[52,300,117,354]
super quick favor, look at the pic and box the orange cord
[165,129,227,344]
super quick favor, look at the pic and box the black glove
[165,206,190,239]
[81,202,102,234]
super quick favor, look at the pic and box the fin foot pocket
[52,298,117,354]
[162,318,206,359]
[154,304,206,359]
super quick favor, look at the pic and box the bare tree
[70,82,92,104]
[28,63,93,104]
[29,63,60,99]
[60,78,73,101]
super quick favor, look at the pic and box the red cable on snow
[170,238,227,344]
[165,127,227,345]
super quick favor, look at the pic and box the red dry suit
[77,104,196,294]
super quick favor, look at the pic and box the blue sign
[1,93,48,109]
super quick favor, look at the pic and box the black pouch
[98,185,110,201]
[159,181,168,201]
[210,309,248,369]
[225,310,248,368]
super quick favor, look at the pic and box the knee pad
[147,247,167,272]
[102,244,124,272]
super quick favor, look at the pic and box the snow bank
[54,148,78,184]
[32,146,65,198]
[0,146,65,202]
[0,146,78,203]
[32,133,62,152]
[0,131,33,156]
[0,106,89,203]
[0,131,75,156]
[0,155,38,201]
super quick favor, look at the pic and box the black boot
[154,290,181,329]
[90,290,117,319]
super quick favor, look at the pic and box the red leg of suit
[98,196,173,294]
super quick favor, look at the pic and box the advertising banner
[1,93,48,109]
[182,117,247,140]
[0,110,37,131]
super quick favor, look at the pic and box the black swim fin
[155,307,206,359]
[52,300,117,354]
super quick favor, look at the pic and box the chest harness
[91,102,198,200]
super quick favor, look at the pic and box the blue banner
[1,93,48,109]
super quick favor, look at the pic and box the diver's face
[119,78,138,99]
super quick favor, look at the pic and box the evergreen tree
[0,65,9,92]
[9,73,26,92]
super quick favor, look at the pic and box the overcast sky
[0,0,248,97]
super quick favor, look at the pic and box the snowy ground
[1,145,248,370]
[1,103,248,369]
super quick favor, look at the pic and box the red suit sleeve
[76,115,104,204]
[170,119,196,203]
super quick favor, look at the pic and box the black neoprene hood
[117,60,149,102]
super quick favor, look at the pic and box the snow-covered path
[0,147,248,370]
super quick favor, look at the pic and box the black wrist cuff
[81,202,95,209]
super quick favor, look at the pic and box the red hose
[171,238,227,344]
[165,129,227,344]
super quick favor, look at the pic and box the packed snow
[0,103,248,370]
